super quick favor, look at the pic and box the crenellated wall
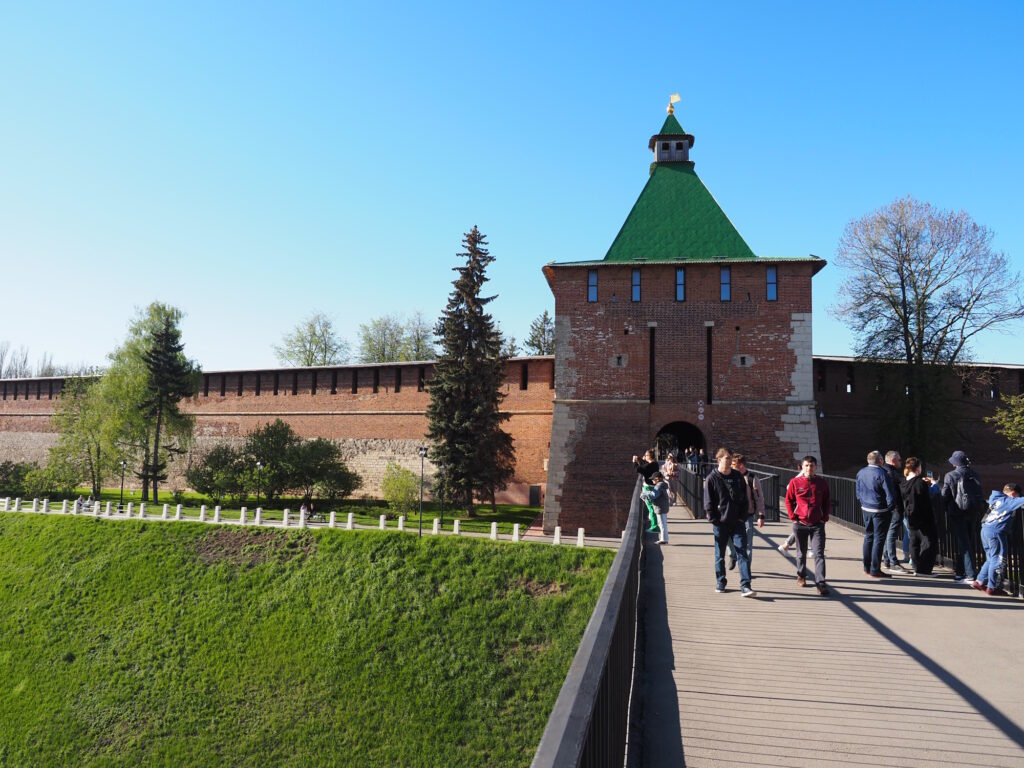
[0,358,555,503]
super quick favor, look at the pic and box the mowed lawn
[0,513,614,767]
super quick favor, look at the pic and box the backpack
[954,470,984,513]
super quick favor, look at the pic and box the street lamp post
[119,459,126,511]
[417,446,428,538]
[437,466,444,533]
[256,461,263,509]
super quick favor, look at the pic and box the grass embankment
[48,489,540,535]
[0,513,612,767]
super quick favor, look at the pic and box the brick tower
[542,101,825,536]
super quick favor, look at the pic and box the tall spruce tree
[141,315,199,502]
[426,227,515,516]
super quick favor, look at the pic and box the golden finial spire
[667,93,680,114]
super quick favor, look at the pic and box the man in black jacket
[703,447,755,597]
[941,450,982,583]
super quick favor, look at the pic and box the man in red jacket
[784,455,831,596]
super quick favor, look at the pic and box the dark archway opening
[655,421,705,460]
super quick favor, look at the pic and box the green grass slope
[0,514,613,767]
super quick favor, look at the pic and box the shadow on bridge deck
[639,511,1024,767]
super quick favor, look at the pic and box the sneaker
[868,571,891,579]
[886,563,909,574]
[741,586,757,598]
[914,571,935,577]
[656,540,666,545]
[715,585,725,593]
[816,583,830,596]
[728,556,737,571]
[796,576,806,588]
[952,576,967,583]
[778,543,791,553]
[987,587,1010,597]
[970,581,986,592]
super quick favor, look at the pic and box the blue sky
[2,1,1022,370]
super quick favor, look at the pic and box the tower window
[675,141,684,150]
[520,362,528,390]
[846,365,855,394]
[766,266,778,301]
[676,267,685,301]
[661,142,669,151]
[587,270,598,302]
[720,267,731,302]
[631,269,641,302]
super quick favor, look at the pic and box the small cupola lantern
[649,94,695,166]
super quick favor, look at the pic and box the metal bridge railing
[531,478,646,768]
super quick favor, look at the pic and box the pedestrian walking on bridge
[784,456,831,596]
[703,448,755,598]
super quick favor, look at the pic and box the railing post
[162,504,169,520]
[398,515,405,532]
[42,499,49,513]
[255,507,262,526]
[213,505,221,523]
[490,522,498,540]
[299,507,306,529]
[432,517,440,535]
[105,501,112,516]
[283,508,290,527]
[127,502,133,517]
[32,498,39,512]
[577,528,585,547]
[139,503,145,519]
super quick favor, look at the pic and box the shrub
[381,462,419,519]
[0,461,36,496]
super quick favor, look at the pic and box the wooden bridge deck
[640,513,1024,767]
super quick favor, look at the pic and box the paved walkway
[641,509,1024,767]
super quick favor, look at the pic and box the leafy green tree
[381,462,418,518]
[357,315,407,363]
[274,311,350,366]
[103,303,196,501]
[141,314,200,503]
[403,311,436,361]
[47,377,112,497]
[242,419,301,503]
[185,444,247,504]
[286,438,361,506]
[426,227,515,516]
[0,461,36,495]
[988,394,1024,468]
[524,310,555,355]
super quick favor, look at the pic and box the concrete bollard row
[553,526,561,545]
[42,499,49,514]
[346,512,354,530]
[398,516,405,532]
[329,510,336,528]
[379,515,386,530]
[175,504,182,521]
[255,507,262,526]
[490,522,498,541]
[200,505,206,522]
[162,504,169,520]
[127,502,134,517]
[453,519,461,535]
[32,498,39,512]
[105,501,112,516]
[299,508,306,529]
[432,518,439,535]
[577,528,585,547]
[139,503,146,519]
[213,506,221,523]
[240,506,247,526]
[512,523,520,543]
[283,509,290,527]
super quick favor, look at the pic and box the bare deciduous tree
[274,312,350,367]
[833,196,1024,453]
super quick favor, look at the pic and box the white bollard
[513,523,520,543]
[398,516,405,531]
[432,518,439,535]
[329,510,336,528]
[346,512,354,530]
[1,497,8,511]
[138,503,146,519]
[283,509,290,527]
[105,501,112,516]
[453,519,461,535]
[213,506,221,523]
[299,508,306,529]
[175,504,182,521]
[255,507,262,526]
[42,499,49,514]
[199,505,207,522]
[58,499,65,513]
[32,498,39,512]
[553,526,561,545]
[93,501,100,516]
[126,502,134,517]
[379,515,386,530]
[490,522,498,541]
[577,528,585,547]
[240,506,247,525]
[73,499,80,515]
[162,504,169,520]
[14,498,22,512]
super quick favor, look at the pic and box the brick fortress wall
[542,260,822,536]
[0,358,555,504]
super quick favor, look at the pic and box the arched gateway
[655,421,705,460]
[541,101,824,536]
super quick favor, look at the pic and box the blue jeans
[948,513,977,580]
[884,509,903,565]
[728,516,755,569]
[976,525,1006,590]
[862,510,891,574]
[713,523,751,590]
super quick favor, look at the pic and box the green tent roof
[602,163,755,262]
[659,113,685,134]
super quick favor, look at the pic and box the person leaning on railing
[969,483,1024,596]
[633,449,661,533]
